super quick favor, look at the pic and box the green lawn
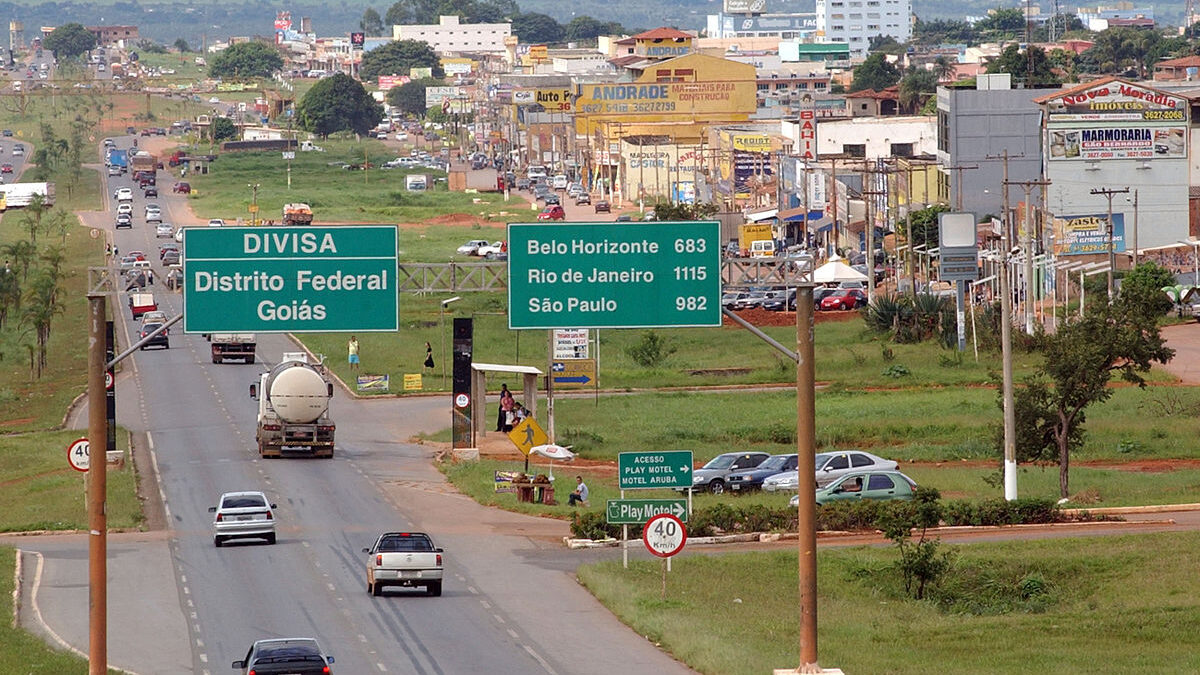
[181,141,533,224]
[578,532,1200,674]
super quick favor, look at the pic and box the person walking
[423,341,435,374]
[348,335,360,371]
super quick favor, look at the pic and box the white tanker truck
[249,352,335,458]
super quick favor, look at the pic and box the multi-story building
[86,25,139,48]
[815,0,912,58]
[393,15,510,54]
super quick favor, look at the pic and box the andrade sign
[576,81,754,116]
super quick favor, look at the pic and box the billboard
[425,86,463,108]
[1046,81,1187,122]
[576,81,757,117]
[723,0,767,11]
[1052,213,1126,255]
[410,66,432,79]
[619,142,705,195]
[442,58,473,75]
[1047,126,1186,160]
[513,88,573,112]
[378,75,408,90]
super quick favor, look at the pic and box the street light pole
[1090,187,1129,299]
[248,182,260,227]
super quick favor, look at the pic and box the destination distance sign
[183,226,398,333]
[507,222,721,329]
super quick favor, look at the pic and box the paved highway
[13,141,696,675]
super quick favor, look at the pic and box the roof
[472,363,544,375]
[844,86,899,100]
[1155,55,1200,69]
[1032,75,1119,104]
[632,27,692,40]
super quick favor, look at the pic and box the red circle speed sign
[642,513,687,558]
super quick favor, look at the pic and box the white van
[551,174,568,190]
[527,166,548,180]
[750,240,776,258]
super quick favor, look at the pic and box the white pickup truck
[363,532,444,597]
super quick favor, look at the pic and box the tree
[565,16,609,43]
[387,78,440,116]
[511,13,564,44]
[868,35,905,55]
[361,8,386,36]
[986,44,1061,86]
[1078,26,1170,77]
[174,38,192,52]
[208,42,284,80]
[210,117,238,142]
[1022,296,1174,499]
[19,269,64,377]
[976,8,1026,38]
[43,23,96,60]
[648,199,719,221]
[898,68,939,113]
[1,240,36,281]
[932,55,956,82]
[359,39,443,82]
[297,73,384,138]
[912,19,978,46]
[1120,261,1177,316]
[849,52,901,92]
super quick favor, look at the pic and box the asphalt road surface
[12,142,696,675]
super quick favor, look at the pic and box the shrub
[570,511,620,540]
[625,330,676,368]
[941,497,1060,526]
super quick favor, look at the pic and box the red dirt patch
[425,213,492,228]
[0,417,35,427]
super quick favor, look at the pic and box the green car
[792,470,918,507]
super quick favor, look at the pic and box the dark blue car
[726,454,799,492]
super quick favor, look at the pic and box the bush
[625,330,677,368]
[570,511,620,539]
[941,497,1060,526]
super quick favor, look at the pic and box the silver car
[209,491,277,547]
[763,450,900,491]
[680,452,770,495]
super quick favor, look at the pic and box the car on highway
[456,239,489,256]
[207,218,224,227]
[107,165,122,177]
[116,202,132,216]
[155,223,173,238]
[138,321,170,350]
[232,638,334,675]
[145,204,162,221]
[726,453,799,492]
[209,490,277,547]
[140,310,166,325]
[143,185,158,198]
[681,452,771,495]
[537,205,565,221]
[515,177,531,191]
[113,187,133,202]
[161,249,181,265]
[789,470,918,507]
[363,531,445,596]
[115,213,133,229]
[819,289,868,311]
[12,145,23,156]
[575,192,591,206]
[543,193,561,206]
[765,450,901,492]
[0,163,12,174]
[172,182,191,194]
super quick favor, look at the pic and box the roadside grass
[180,141,533,223]
[0,429,142,532]
[577,532,1200,675]
[0,547,120,673]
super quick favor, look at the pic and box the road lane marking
[523,644,558,675]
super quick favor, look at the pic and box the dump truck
[249,352,335,458]
[209,333,256,364]
[130,150,158,173]
[282,203,313,225]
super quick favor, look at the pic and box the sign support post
[87,295,107,675]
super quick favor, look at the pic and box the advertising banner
[1052,213,1126,255]
[619,142,705,195]
[442,58,473,74]
[512,89,535,104]
[425,86,463,108]
[378,75,407,90]
[410,66,432,79]
[1047,81,1187,122]
[576,81,756,117]
[1048,126,1186,161]
[723,0,767,12]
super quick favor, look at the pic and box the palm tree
[932,55,956,82]
[2,240,37,281]
[19,270,64,377]
[899,69,939,114]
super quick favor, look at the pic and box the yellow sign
[576,80,756,118]
[534,88,573,113]
[529,45,548,61]
[403,373,423,390]
[248,204,259,213]
[508,417,548,456]
[731,134,771,152]
[551,359,596,388]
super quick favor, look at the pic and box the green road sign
[507,222,721,329]
[183,226,398,333]
[606,499,688,524]
[618,450,694,490]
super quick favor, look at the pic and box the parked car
[726,453,799,492]
[789,470,918,507]
[681,452,771,495]
[483,250,508,261]
[0,163,12,174]
[232,638,334,675]
[456,239,490,256]
[209,490,276,547]
[766,450,901,493]
[732,291,771,311]
[594,200,611,213]
[138,321,170,349]
[207,218,224,227]
[819,289,868,311]
[477,241,505,257]
[537,205,566,221]
[721,291,753,310]
[172,182,191,194]
[762,288,797,312]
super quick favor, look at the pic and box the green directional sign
[507,222,721,329]
[618,450,694,490]
[606,499,688,525]
[183,226,398,333]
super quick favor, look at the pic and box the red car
[819,289,868,311]
[537,205,565,221]
[0,164,12,174]
[172,182,191,194]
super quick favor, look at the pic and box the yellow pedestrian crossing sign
[508,417,548,456]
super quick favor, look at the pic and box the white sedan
[209,491,277,547]
[456,239,489,256]
[763,450,900,492]
[155,223,173,238]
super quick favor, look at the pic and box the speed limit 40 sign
[642,513,687,558]
[67,438,90,472]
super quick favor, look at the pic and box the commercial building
[393,15,510,54]
[1036,77,1189,254]
[815,0,912,58]
[86,25,139,47]
[705,12,817,39]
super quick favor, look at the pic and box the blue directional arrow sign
[551,359,595,388]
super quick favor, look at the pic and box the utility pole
[942,163,979,212]
[1091,186,1129,299]
[1006,178,1051,334]
[987,149,1018,501]
[1128,189,1139,267]
[87,293,107,675]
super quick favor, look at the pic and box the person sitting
[568,476,589,507]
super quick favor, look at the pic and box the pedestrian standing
[348,335,360,371]
[146,268,154,285]
[497,384,514,432]
[423,341,435,373]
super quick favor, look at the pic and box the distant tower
[1188,0,1197,35]
[9,20,23,51]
